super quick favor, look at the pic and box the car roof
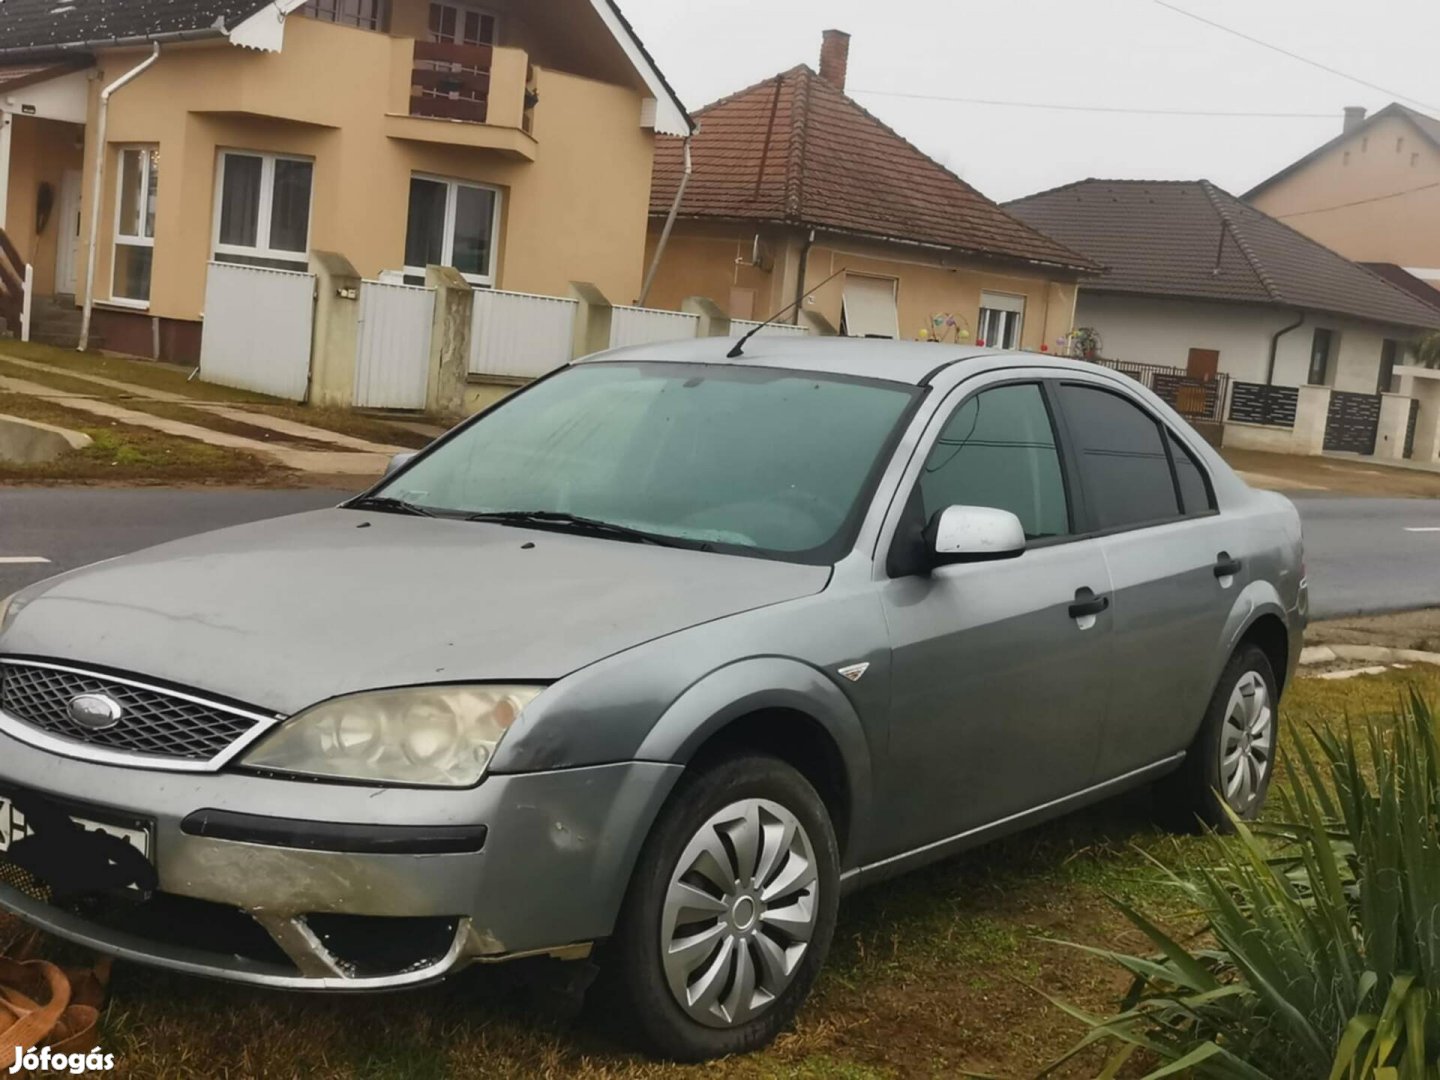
[575,335,1095,386]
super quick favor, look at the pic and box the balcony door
[414,1,497,122]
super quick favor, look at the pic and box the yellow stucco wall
[79,13,657,322]
[1248,114,1440,268]
[5,116,85,296]
[643,222,1079,351]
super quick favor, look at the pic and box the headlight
[0,591,29,637]
[241,685,542,787]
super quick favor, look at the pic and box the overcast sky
[620,0,1440,203]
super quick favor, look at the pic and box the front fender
[635,657,877,866]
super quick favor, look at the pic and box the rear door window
[1056,383,1180,531]
[1168,431,1214,516]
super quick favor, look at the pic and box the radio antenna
[727,266,848,358]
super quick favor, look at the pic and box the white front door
[54,169,81,295]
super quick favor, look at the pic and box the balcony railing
[410,41,494,124]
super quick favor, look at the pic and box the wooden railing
[410,41,493,124]
[0,228,25,334]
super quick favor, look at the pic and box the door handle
[1214,552,1243,579]
[1068,588,1110,619]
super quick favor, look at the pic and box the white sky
[619,0,1440,203]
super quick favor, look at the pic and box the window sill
[97,298,151,312]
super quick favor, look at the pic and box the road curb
[1300,644,1440,667]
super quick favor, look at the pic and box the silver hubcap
[660,798,819,1028]
[1220,670,1274,813]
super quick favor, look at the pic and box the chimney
[1343,106,1367,134]
[819,29,850,91]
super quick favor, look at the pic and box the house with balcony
[0,0,690,360]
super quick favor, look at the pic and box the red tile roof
[651,65,1096,273]
[1007,179,1440,330]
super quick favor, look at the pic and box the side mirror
[384,452,416,477]
[925,505,1026,565]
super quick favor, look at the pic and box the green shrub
[1047,692,1439,1079]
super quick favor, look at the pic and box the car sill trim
[842,754,1186,882]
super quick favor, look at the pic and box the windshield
[372,362,921,562]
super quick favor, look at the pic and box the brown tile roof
[1243,102,1440,200]
[1361,263,1440,310]
[651,65,1096,273]
[1006,179,1440,331]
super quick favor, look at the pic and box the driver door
[874,378,1115,858]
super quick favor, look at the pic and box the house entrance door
[54,169,82,295]
[1186,347,1219,380]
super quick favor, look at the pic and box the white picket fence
[731,318,810,338]
[470,289,578,379]
[199,262,315,401]
[609,304,702,349]
[354,280,433,409]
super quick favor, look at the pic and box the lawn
[4,665,1436,1078]
[0,392,282,485]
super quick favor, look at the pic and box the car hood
[2,509,830,715]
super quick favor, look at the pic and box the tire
[606,754,840,1062]
[1157,643,1280,833]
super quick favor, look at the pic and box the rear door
[876,376,1115,855]
[1051,379,1238,780]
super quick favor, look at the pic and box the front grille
[0,661,267,762]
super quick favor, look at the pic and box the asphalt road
[3,488,1440,619]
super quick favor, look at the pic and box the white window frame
[978,290,1026,350]
[403,173,502,287]
[110,145,158,309]
[211,149,314,268]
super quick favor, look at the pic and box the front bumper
[0,728,681,989]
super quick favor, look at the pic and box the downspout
[791,229,815,327]
[637,135,691,306]
[1266,310,1305,385]
[79,42,161,352]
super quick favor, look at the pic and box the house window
[1379,338,1400,394]
[839,274,899,338]
[977,291,1025,349]
[213,151,314,271]
[112,147,158,305]
[1307,328,1335,385]
[403,175,500,285]
[300,0,386,29]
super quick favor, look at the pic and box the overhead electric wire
[848,89,1335,119]
[1151,0,1440,114]
[1276,179,1440,218]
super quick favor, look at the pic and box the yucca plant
[1410,333,1440,369]
[1045,692,1440,1079]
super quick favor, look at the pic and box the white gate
[355,280,433,409]
[609,304,701,349]
[731,319,810,338]
[200,262,315,401]
[470,289,578,379]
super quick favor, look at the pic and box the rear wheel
[608,754,839,1061]
[1157,644,1279,832]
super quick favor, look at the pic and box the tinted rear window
[1058,384,1179,530]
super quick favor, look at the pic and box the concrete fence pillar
[308,251,362,407]
[1374,393,1416,461]
[682,295,730,337]
[424,265,472,415]
[569,281,612,359]
[1291,385,1331,456]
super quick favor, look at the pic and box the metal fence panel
[355,280,433,409]
[1092,358,1228,423]
[1323,389,1381,454]
[609,305,700,349]
[1227,382,1299,428]
[1405,398,1421,460]
[470,290,578,378]
[200,262,315,401]
[730,319,810,338]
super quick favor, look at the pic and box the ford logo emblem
[67,693,124,731]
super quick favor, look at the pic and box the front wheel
[607,754,840,1061]
[1157,643,1279,832]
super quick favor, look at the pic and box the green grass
[4,668,1438,1077]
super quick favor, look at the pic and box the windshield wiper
[348,495,439,517]
[462,510,690,548]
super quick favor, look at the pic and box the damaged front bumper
[0,729,681,989]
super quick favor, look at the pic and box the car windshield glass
[372,362,920,562]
